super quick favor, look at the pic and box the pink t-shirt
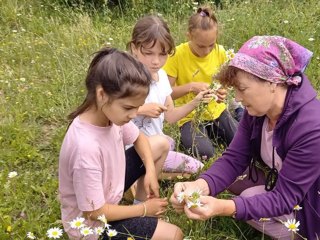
[58,116,139,239]
[261,117,282,171]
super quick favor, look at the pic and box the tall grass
[0,0,319,239]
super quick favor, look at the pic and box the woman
[170,36,320,239]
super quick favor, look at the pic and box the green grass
[0,0,319,239]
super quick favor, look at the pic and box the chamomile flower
[293,205,302,211]
[284,219,300,232]
[94,226,104,236]
[46,227,63,239]
[69,217,85,229]
[177,192,186,203]
[308,37,315,42]
[80,227,93,236]
[8,171,18,178]
[226,49,235,61]
[259,218,271,222]
[107,229,118,237]
[27,232,36,239]
[97,215,111,228]
[211,82,222,91]
[186,199,203,209]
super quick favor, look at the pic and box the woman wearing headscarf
[170,36,320,239]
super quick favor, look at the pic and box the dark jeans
[180,110,238,159]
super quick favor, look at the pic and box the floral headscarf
[229,36,313,86]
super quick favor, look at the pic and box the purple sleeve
[199,113,253,196]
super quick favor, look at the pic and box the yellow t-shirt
[163,42,227,126]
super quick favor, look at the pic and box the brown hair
[68,47,152,121]
[216,65,265,88]
[188,5,218,33]
[128,15,175,55]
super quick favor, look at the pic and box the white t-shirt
[132,69,172,136]
[59,116,139,239]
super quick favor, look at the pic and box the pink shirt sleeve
[122,121,140,145]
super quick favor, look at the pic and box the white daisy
[94,226,104,236]
[177,192,186,203]
[8,171,18,178]
[284,219,300,232]
[26,232,36,239]
[293,205,302,211]
[80,227,93,236]
[69,217,85,229]
[46,227,63,239]
[107,229,118,237]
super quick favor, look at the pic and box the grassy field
[0,0,319,239]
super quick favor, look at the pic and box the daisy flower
[284,219,300,232]
[8,171,18,178]
[69,217,85,229]
[293,205,302,211]
[94,226,104,236]
[226,49,235,61]
[97,215,111,228]
[46,227,63,239]
[80,227,93,236]
[259,218,271,222]
[177,192,186,203]
[27,232,36,239]
[107,229,118,237]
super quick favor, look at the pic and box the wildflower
[12,30,18,33]
[211,82,222,91]
[106,42,111,46]
[46,227,63,239]
[283,20,289,24]
[236,174,247,181]
[284,219,300,232]
[293,205,302,211]
[69,217,85,229]
[259,218,271,222]
[97,215,111,228]
[107,229,118,237]
[20,77,26,82]
[94,227,104,236]
[108,37,114,41]
[6,226,12,232]
[80,227,93,236]
[27,232,36,239]
[127,237,135,240]
[177,192,186,203]
[308,37,315,42]
[186,199,203,208]
[192,2,199,5]
[8,171,18,178]
[226,49,235,61]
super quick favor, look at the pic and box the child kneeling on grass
[58,48,183,240]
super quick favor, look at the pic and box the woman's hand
[170,179,210,213]
[184,197,236,221]
[143,198,168,217]
[139,103,168,118]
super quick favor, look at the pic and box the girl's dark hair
[68,47,152,120]
[127,15,175,55]
[188,5,218,33]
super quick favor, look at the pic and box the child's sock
[133,199,142,205]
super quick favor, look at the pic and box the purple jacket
[200,76,320,239]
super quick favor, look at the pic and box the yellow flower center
[288,224,296,230]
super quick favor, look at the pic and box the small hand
[190,82,210,94]
[141,103,168,118]
[144,169,160,198]
[144,198,168,217]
